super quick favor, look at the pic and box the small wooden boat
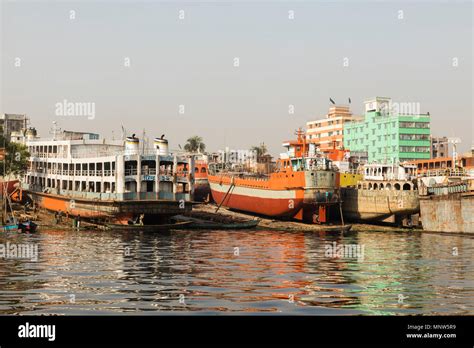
[172,212,260,230]
[18,220,38,233]
[104,221,192,232]
[320,224,352,233]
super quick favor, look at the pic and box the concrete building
[430,136,451,159]
[344,97,431,163]
[306,105,355,150]
[0,114,28,139]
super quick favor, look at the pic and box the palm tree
[250,143,267,157]
[184,136,206,153]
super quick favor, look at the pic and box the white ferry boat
[21,128,195,224]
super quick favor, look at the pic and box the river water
[1,228,473,315]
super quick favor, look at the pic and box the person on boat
[76,214,81,231]
[139,213,144,226]
[57,210,63,223]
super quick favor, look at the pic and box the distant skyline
[1,1,472,156]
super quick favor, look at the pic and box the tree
[184,136,206,153]
[0,132,30,177]
[250,143,267,157]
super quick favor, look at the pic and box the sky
[1,0,472,156]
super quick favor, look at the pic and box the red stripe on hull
[211,189,303,218]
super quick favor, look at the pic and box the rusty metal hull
[420,192,474,233]
[194,178,211,202]
[27,191,192,222]
[341,188,420,221]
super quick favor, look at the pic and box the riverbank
[193,203,416,233]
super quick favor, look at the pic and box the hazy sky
[1,0,472,156]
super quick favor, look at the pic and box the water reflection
[0,228,473,315]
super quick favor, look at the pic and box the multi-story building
[0,114,28,140]
[343,97,431,163]
[430,136,451,159]
[306,105,355,150]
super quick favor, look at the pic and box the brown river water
[0,228,473,315]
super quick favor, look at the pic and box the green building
[343,97,431,163]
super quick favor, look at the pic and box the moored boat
[104,220,192,232]
[193,159,211,202]
[418,169,474,233]
[340,163,420,224]
[22,128,194,224]
[172,212,259,230]
[208,130,341,223]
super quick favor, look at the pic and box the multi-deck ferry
[208,130,340,223]
[21,129,194,224]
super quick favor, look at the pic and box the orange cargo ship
[208,131,340,223]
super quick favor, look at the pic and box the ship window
[201,167,206,173]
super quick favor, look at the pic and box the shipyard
[3,96,473,234]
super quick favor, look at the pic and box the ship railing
[125,169,138,176]
[39,169,117,177]
[141,168,157,175]
[417,168,466,178]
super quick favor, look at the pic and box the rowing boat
[104,221,192,232]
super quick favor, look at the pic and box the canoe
[105,221,192,232]
[172,214,260,230]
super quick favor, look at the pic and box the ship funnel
[125,136,139,155]
[154,137,169,156]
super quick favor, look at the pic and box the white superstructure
[23,131,194,202]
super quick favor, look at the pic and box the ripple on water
[0,229,473,314]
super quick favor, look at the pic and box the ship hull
[209,181,304,218]
[194,178,211,202]
[26,191,192,223]
[341,187,420,221]
[420,192,474,233]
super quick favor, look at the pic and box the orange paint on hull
[211,189,304,218]
[29,191,119,220]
